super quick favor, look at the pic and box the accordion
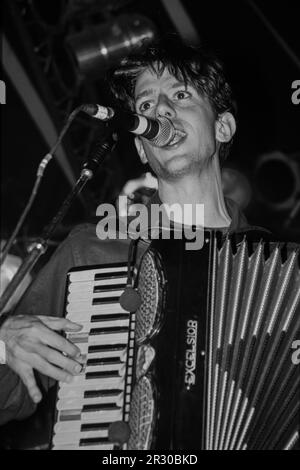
[52,230,300,450]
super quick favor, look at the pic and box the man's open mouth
[166,129,187,147]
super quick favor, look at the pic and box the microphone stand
[0,105,84,268]
[0,131,117,314]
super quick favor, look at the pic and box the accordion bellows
[205,235,299,449]
[52,231,300,450]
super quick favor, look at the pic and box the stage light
[254,151,300,210]
[66,14,157,79]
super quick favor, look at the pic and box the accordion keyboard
[52,264,134,450]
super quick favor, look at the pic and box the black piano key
[94,272,126,281]
[91,313,129,322]
[89,326,129,335]
[84,389,122,399]
[85,370,120,379]
[93,284,126,293]
[88,344,126,353]
[79,437,109,446]
[92,297,120,305]
[81,423,110,431]
[82,403,120,412]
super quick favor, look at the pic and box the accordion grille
[128,249,165,449]
[128,376,155,450]
[134,249,165,343]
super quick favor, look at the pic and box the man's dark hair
[108,35,236,162]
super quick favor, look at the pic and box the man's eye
[175,90,191,100]
[139,101,152,113]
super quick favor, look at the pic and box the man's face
[134,66,218,180]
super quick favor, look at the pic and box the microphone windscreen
[108,421,131,445]
[119,286,141,312]
[150,117,175,147]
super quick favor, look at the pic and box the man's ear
[134,137,148,164]
[215,112,236,143]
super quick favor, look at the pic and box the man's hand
[0,315,84,404]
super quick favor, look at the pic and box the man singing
[0,36,258,427]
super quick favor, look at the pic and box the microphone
[82,103,175,148]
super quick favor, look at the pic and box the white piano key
[68,277,127,293]
[72,343,127,356]
[83,408,123,422]
[58,384,123,400]
[54,420,82,434]
[53,443,114,450]
[65,315,129,328]
[67,291,124,304]
[69,267,127,282]
[67,370,125,386]
[72,318,129,334]
[65,313,128,325]
[68,290,125,303]
[53,429,109,445]
[78,363,126,374]
[57,408,123,423]
[67,331,129,346]
[60,376,125,391]
[56,392,124,410]
[58,377,124,397]
[54,418,116,434]
[66,303,127,315]
[83,349,127,361]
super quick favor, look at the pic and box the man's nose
[155,95,176,119]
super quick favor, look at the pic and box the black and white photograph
[0,0,299,453]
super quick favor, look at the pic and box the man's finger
[18,365,42,404]
[29,343,83,375]
[27,352,74,384]
[33,323,81,357]
[37,316,82,331]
